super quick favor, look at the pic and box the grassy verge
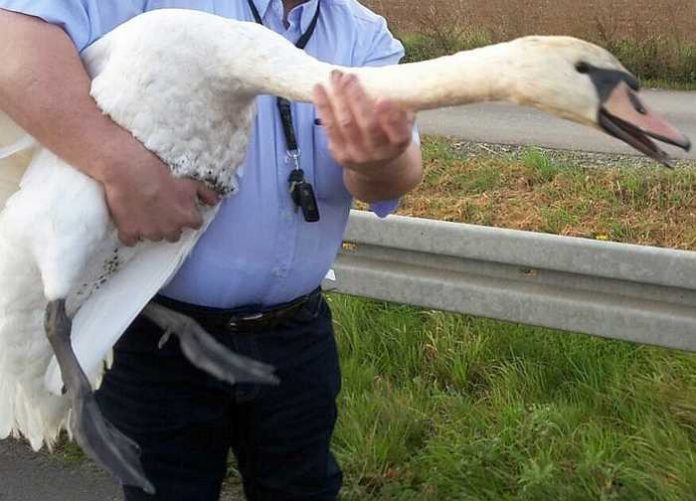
[398,32,696,91]
[394,137,696,250]
[331,294,696,500]
[338,138,696,498]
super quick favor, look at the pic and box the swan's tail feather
[0,380,14,439]
[0,222,70,450]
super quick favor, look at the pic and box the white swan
[0,8,690,493]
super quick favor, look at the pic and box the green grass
[329,294,696,500]
[398,137,696,249]
[332,139,696,498]
[604,38,696,90]
[398,32,696,91]
[53,437,88,464]
[399,31,494,64]
[520,147,561,183]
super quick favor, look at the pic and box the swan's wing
[0,131,218,447]
[43,206,219,396]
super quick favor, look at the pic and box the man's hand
[101,143,220,246]
[313,70,414,172]
[312,70,423,202]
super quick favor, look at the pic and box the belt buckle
[228,312,265,331]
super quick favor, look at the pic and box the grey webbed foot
[45,300,155,495]
[141,302,279,386]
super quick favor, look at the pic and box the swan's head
[508,36,691,166]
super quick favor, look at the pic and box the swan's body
[0,7,689,491]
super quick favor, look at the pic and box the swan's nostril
[628,92,647,115]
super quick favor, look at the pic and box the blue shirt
[0,0,408,307]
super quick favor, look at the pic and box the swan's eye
[575,62,591,74]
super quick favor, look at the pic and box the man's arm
[312,70,423,203]
[0,10,218,245]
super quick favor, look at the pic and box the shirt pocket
[312,123,352,204]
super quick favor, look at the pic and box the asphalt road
[0,439,121,501]
[418,89,696,160]
[0,439,243,500]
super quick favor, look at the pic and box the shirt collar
[247,0,272,20]
[297,0,321,34]
[249,0,321,33]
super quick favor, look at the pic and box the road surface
[418,89,696,160]
[0,439,121,501]
[0,439,242,500]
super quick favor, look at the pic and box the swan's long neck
[351,44,518,111]
[239,34,519,111]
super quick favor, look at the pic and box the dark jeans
[95,294,342,501]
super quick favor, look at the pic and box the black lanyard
[247,0,321,222]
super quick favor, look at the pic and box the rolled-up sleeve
[355,15,420,217]
[0,0,145,51]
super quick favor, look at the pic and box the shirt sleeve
[355,16,421,218]
[357,16,405,68]
[0,0,145,52]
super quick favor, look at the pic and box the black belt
[152,288,322,334]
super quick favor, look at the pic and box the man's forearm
[343,141,423,203]
[0,9,141,183]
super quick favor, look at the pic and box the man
[0,1,423,499]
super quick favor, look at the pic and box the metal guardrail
[323,210,696,352]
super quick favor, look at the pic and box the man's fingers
[164,231,183,243]
[332,71,363,148]
[313,81,346,150]
[196,183,220,206]
[312,82,332,124]
[344,73,375,121]
[343,73,387,148]
[147,234,164,243]
[185,210,203,230]
[104,152,215,249]
[376,99,414,148]
[118,231,139,247]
